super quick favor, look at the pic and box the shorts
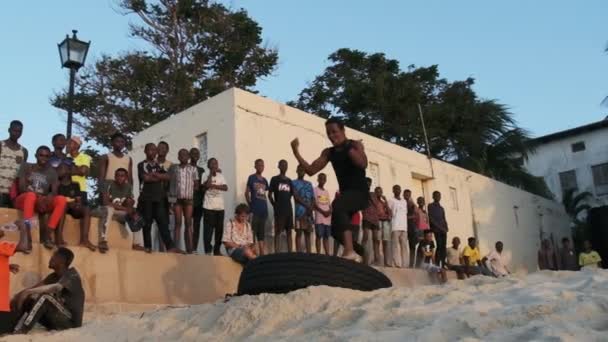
[174,198,193,206]
[315,224,331,239]
[422,263,443,273]
[66,207,84,219]
[274,211,294,231]
[251,215,267,241]
[379,220,391,240]
[362,220,379,230]
[295,215,313,232]
[229,247,249,265]
[332,190,369,231]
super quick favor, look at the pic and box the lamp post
[58,30,90,139]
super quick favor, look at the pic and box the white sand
[4,269,608,342]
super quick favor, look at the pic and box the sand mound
[4,269,608,342]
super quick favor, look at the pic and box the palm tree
[562,189,593,252]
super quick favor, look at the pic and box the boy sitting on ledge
[223,203,257,265]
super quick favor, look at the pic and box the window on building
[368,162,380,190]
[449,187,458,211]
[559,170,578,194]
[196,132,208,167]
[571,141,586,153]
[591,163,608,195]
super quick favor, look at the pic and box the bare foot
[42,240,55,250]
[80,241,97,252]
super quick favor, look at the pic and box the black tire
[237,253,392,296]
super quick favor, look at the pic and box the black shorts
[274,211,293,231]
[331,190,369,231]
[251,215,267,241]
[362,220,379,230]
[0,194,13,208]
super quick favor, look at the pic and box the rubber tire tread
[237,253,392,295]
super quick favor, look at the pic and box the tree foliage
[52,0,278,148]
[291,49,551,198]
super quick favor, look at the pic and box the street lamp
[58,30,90,139]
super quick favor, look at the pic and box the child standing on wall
[169,149,200,254]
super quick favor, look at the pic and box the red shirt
[0,241,17,312]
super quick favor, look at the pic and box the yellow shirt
[579,251,602,268]
[462,246,481,265]
[71,152,91,192]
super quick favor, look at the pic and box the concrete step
[0,208,133,250]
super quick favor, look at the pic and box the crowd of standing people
[0,117,604,336]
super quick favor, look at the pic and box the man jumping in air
[291,118,369,261]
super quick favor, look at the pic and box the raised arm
[291,138,329,176]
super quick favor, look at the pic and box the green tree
[562,189,593,252]
[292,48,551,198]
[52,0,278,148]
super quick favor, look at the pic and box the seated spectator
[462,237,492,277]
[0,220,28,335]
[538,239,558,271]
[56,164,95,251]
[579,240,602,269]
[559,237,579,271]
[10,247,84,334]
[0,120,28,208]
[14,146,67,249]
[222,204,256,265]
[48,134,71,169]
[446,237,465,279]
[97,168,145,253]
[485,241,510,277]
[417,230,447,284]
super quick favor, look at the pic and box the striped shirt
[169,164,199,200]
[0,141,25,193]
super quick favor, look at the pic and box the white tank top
[105,152,131,181]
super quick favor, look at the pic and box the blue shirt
[247,174,269,218]
[292,179,314,218]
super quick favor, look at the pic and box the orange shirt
[0,241,16,312]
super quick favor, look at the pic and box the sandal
[98,241,109,254]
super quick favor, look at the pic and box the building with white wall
[525,119,608,205]
[131,88,570,272]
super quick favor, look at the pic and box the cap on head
[70,136,83,147]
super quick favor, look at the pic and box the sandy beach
[3,269,607,342]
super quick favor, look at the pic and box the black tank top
[328,140,369,193]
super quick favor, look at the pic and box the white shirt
[222,219,254,247]
[487,250,509,277]
[203,173,226,210]
[447,247,461,266]
[388,197,408,231]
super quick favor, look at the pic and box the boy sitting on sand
[417,230,447,284]
[223,203,257,265]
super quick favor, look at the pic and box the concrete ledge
[1,208,132,250]
[10,244,459,316]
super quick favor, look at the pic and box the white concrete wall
[131,89,237,251]
[131,88,571,272]
[525,127,608,204]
